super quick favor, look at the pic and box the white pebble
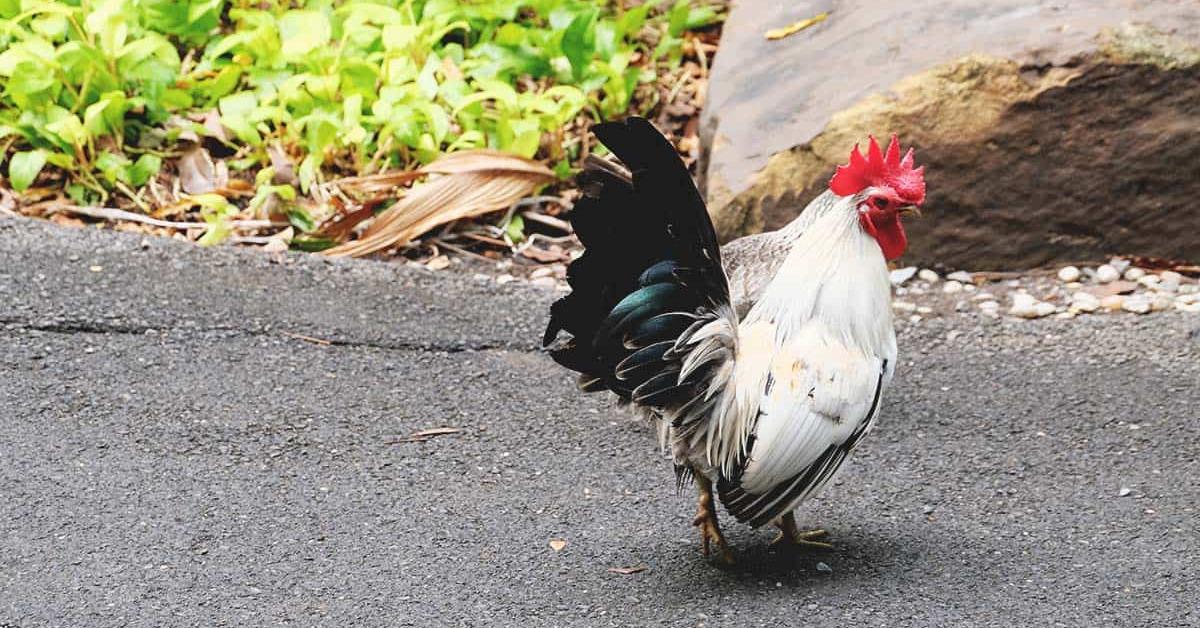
[1160,271,1183,284]
[1009,293,1044,318]
[918,269,940,283]
[1180,284,1198,295]
[1176,302,1200,313]
[1101,295,1125,311]
[890,266,918,286]
[893,301,917,312]
[1065,281,1083,289]
[908,314,922,323]
[1137,274,1160,287]
[1151,295,1174,311]
[1070,291,1100,313]
[972,292,996,301]
[947,271,973,283]
[496,274,516,284]
[1123,267,1145,281]
[1177,294,1200,305]
[1055,311,1076,319]
[978,300,1000,311]
[1109,258,1130,274]
[943,280,963,294]
[1122,295,1152,314]
[1057,266,1081,282]
[1096,265,1120,283]
[917,306,933,315]
[1035,302,1056,317]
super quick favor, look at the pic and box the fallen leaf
[178,145,226,195]
[607,565,646,575]
[268,144,296,185]
[197,109,230,143]
[323,150,555,258]
[50,213,85,228]
[395,427,463,443]
[519,244,570,263]
[765,12,829,40]
[548,539,567,552]
[426,255,451,270]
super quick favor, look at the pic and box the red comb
[829,135,925,205]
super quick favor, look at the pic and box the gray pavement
[1,216,1198,627]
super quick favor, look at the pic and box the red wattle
[860,210,907,260]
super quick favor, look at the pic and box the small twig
[280,331,332,345]
[524,232,578,246]
[456,231,509,247]
[435,239,499,263]
[520,211,572,233]
[114,180,151,213]
[51,204,284,230]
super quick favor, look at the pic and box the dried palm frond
[322,150,555,258]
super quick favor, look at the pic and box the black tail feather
[543,117,727,400]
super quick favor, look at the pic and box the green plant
[0,0,722,241]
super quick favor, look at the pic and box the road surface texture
[2,216,1197,627]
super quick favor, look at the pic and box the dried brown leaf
[607,566,646,575]
[268,144,296,185]
[519,244,570,263]
[178,145,226,195]
[323,151,554,258]
[548,539,567,552]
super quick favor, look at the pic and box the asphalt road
[2,216,1198,628]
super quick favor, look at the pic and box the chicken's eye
[870,196,889,210]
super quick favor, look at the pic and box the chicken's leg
[692,475,734,564]
[772,511,833,550]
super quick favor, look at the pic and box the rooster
[544,117,925,562]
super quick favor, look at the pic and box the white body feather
[665,192,897,524]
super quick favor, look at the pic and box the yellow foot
[771,527,833,550]
[773,512,833,550]
[693,509,735,564]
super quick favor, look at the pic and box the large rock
[700,1,1200,270]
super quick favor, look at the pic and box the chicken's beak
[898,205,921,218]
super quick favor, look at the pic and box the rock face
[700,1,1200,270]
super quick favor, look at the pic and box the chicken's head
[829,136,925,261]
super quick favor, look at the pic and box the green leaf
[287,207,316,232]
[95,151,132,184]
[504,214,525,243]
[8,150,48,192]
[218,92,263,145]
[289,236,336,252]
[194,193,234,246]
[279,10,331,63]
[130,154,163,186]
[668,0,690,37]
[45,113,88,148]
[562,10,597,82]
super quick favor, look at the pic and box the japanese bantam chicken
[543,117,925,562]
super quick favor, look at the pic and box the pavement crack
[0,317,532,354]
